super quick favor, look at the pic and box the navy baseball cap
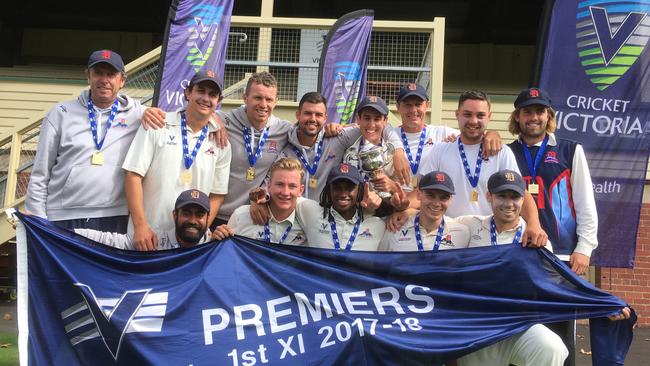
[397,83,429,102]
[418,171,455,194]
[188,70,223,93]
[87,50,125,73]
[328,163,363,185]
[488,170,526,196]
[356,96,389,116]
[175,189,210,212]
[514,88,551,109]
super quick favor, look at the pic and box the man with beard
[123,70,231,251]
[417,90,547,247]
[295,163,386,251]
[506,88,598,366]
[74,189,210,250]
[212,158,306,245]
[379,171,469,252]
[394,83,502,206]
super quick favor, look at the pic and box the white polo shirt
[378,214,470,252]
[398,125,459,176]
[419,141,520,217]
[295,199,385,251]
[123,109,232,233]
[75,228,210,250]
[228,205,306,246]
[456,215,553,252]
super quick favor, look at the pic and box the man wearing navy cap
[295,163,387,251]
[26,49,165,234]
[342,95,409,198]
[123,70,232,251]
[379,171,470,252]
[507,87,598,366]
[75,189,211,250]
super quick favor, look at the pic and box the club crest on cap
[190,190,200,199]
[529,89,539,98]
[101,50,111,59]
[369,96,377,103]
[504,172,515,182]
[408,83,417,91]
[207,70,215,78]
[340,164,349,173]
[436,173,445,182]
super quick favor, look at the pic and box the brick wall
[597,204,650,327]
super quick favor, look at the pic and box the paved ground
[0,301,646,364]
[576,323,650,366]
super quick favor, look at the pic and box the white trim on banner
[16,220,28,366]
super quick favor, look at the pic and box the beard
[175,221,207,246]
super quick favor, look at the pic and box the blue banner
[17,214,634,365]
[153,0,233,111]
[537,0,650,267]
[318,10,374,125]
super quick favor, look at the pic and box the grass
[0,333,18,366]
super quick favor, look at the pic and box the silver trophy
[357,142,394,198]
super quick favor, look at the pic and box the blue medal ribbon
[180,112,209,170]
[264,222,293,244]
[243,126,270,167]
[521,135,550,181]
[400,127,427,175]
[328,211,361,250]
[414,213,445,252]
[87,97,119,151]
[292,137,324,176]
[458,139,483,188]
[490,217,523,246]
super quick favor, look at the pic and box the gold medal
[528,183,540,194]
[180,171,192,185]
[410,175,419,188]
[91,151,104,166]
[309,177,317,189]
[247,167,255,181]
[471,190,479,202]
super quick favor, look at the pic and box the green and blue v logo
[576,1,650,90]
[186,5,225,72]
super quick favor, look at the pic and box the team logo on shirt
[358,228,373,238]
[401,229,409,237]
[204,146,216,155]
[318,223,330,234]
[267,141,278,153]
[113,119,128,128]
[167,135,178,145]
[325,153,337,161]
[544,151,560,164]
[257,231,265,239]
[425,138,434,146]
[292,234,304,243]
[440,234,454,247]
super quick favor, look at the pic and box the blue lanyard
[414,213,445,252]
[521,135,549,180]
[180,112,209,170]
[400,127,427,175]
[328,212,361,250]
[490,218,523,246]
[243,126,270,167]
[292,137,324,175]
[458,139,483,188]
[264,222,293,244]
[87,98,119,151]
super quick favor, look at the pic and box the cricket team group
[24,50,631,365]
